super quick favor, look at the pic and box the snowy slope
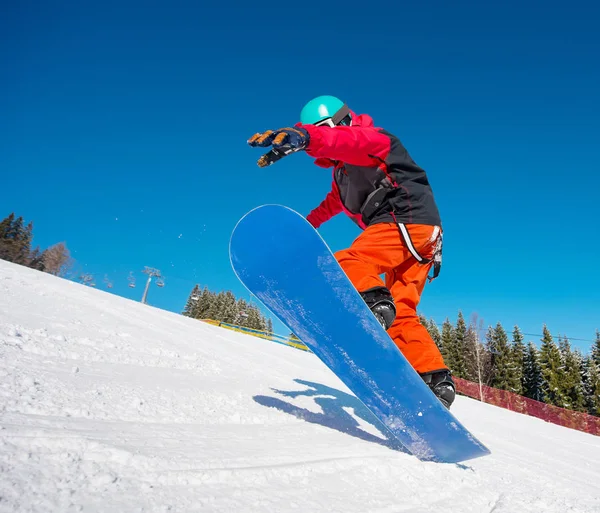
[1,260,599,513]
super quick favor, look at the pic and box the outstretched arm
[301,125,391,167]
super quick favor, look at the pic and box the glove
[248,127,310,151]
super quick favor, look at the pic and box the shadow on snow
[254,378,409,453]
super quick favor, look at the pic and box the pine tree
[581,356,600,416]
[488,322,521,392]
[440,318,455,372]
[204,291,220,320]
[221,291,238,323]
[195,287,213,319]
[266,318,273,335]
[212,292,227,321]
[0,214,28,263]
[15,221,34,265]
[427,318,442,350]
[236,298,249,326]
[254,305,267,331]
[484,326,496,370]
[180,287,268,334]
[0,215,44,269]
[2,215,22,262]
[539,326,567,406]
[463,322,479,383]
[511,326,526,396]
[592,330,600,367]
[523,341,544,401]
[581,355,592,413]
[0,213,14,239]
[559,338,586,411]
[589,362,600,416]
[183,285,200,317]
[6,217,32,265]
[451,311,467,378]
[28,247,46,271]
[246,304,262,330]
[259,311,267,331]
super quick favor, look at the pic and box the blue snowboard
[229,204,490,463]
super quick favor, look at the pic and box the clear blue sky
[2,1,599,351]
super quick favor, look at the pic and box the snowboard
[229,204,490,463]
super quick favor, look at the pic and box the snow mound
[1,260,599,512]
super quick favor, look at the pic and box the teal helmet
[300,95,352,127]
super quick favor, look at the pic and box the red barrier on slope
[454,377,600,436]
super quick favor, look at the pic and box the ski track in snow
[0,260,599,513]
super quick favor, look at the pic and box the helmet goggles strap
[314,103,351,127]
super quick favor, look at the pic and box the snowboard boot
[420,369,456,409]
[360,286,396,330]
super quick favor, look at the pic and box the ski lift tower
[141,267,163,304]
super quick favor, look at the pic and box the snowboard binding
[360,286,396,330]
[421,370,456,409]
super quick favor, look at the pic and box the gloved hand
[248,127,310,151]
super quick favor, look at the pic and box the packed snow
[1,259,599,512]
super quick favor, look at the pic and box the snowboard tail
[229,204,490,463]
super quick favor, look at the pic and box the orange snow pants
[335,223,447,374]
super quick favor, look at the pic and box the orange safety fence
[454,377,600,436]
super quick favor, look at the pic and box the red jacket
[302,112,441,230]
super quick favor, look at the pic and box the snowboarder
[248,95,455,409]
